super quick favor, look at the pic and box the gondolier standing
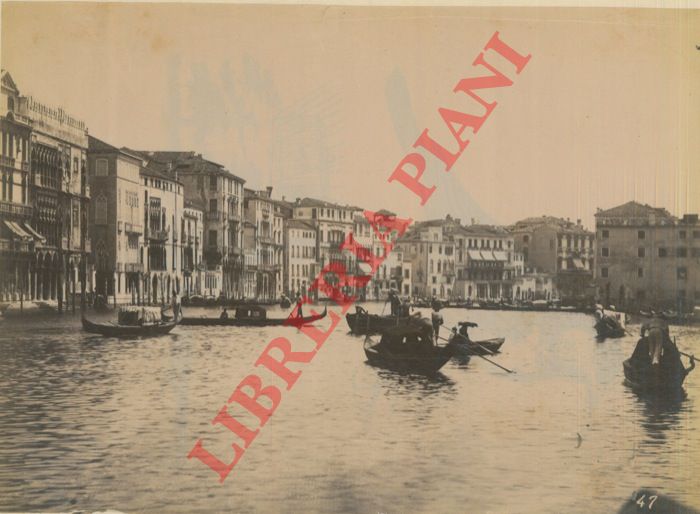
[641,314,669,365]
[171,290,181,320]
[431,304,444,344]
[296,293,304,318]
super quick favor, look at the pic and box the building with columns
[0,70,90,310]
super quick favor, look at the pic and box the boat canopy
[235,305,267,320]
[118,306,162,325]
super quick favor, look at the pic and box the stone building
[0,71,36,304]
[595,201,700,311]
[135,151,246,300]
[87,136,144,304]
[291,197,361,301]
[453,223,523,301]
[285,219,317,298]
[510,215,595,304]
[182,199,205,297]
[0,71,90,310]
[243,187,280,302]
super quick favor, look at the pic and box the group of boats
[591,306,696,396]
[81,304,327,336]
[348,305,509,374]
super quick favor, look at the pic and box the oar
[673,337,696,361]
[447,332,496,356]
[439,335,515,374]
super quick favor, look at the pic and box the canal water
[0,305,698,514]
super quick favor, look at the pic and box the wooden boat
[623,337,695,394]
[448,333,506,356]
[180,305,327,326]
[82,306,178,337]
[363,324,457,374]
[346,306,424,335]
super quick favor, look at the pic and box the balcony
[227,211,241,222]
[0,200,32,218]
[206,211,222,222]
[124,223,143,235]
[125,263,143,273]
[0,238,31,253]
[149,229,169,242]
[0,155,16,168]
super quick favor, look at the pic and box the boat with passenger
[363,322,458,374]
[82,305,179,337]
[180,304,327,327]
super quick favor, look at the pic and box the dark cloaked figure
[219,308,229,320]
[389,290,401,316]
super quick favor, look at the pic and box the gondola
[345,305,424,335]
[363,324,457,374]
[623,336,695,394]
[448,333,506,356]
[82,306,179,338]
[180,305,327,326]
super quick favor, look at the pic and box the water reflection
[633,389,689,443]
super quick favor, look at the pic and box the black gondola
[82,306,178,338]
[623,336,695,394]
[345,305,424,335]
[363,324,457,374]
[180,305,327,326]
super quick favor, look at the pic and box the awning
[571,258,585,270]
[4,221,31,240]
[22,223,46,243]
[492,251,509,262]
[467,250,483,260]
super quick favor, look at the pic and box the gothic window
[95,194,108,224]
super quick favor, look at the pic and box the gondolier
[431,304,443,344]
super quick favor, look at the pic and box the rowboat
[363,324,457,374]
[180,305,327,326]
[623,337,695,394]
[345,306,424,335]
[448,334,506,356]
[82,306,178,337]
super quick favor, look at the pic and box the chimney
[266,186,273,198]
[576,218,581,226]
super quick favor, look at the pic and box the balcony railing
[206,211,222,221]
[227,211,240,221]
[149,229,169,241]
[0,156,16,168]
[0,200,32,218]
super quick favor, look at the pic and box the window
[208,230,217,247]
[638,230,645,240]
[209,175,217,191]
[677,267,687,280]
[692,248,700,258]
[601,267,608,278]
[601,247,609,257]
[679,230,687,240]
[432,276,437,284]
[602,230,609,239]
[638,267,643,278]
[677,247,687,258]
[209,199,217,213]
[523,235,529,243]
[693,230,700,239]
[658,248,668,257]
[95,158,108,176]
[95,195,107,224]
[637,290,646,301]
[638,248,645,258]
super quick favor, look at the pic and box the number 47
[636,494,659,510]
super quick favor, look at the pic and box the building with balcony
[595,201,700,311]
[87,136,144,304]
[286,219,317,298]
[133,151,246,299]
[182,199,205,298]
[139,162,185,304]
[0,71,91,310]
[510,215,595,304]
[243,187,285,302]
[291,197,362,301]
[452,222,523,301]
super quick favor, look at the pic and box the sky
[2,4,698,229]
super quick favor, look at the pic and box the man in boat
[431,304,444,344]
[454,321,478,343]
[220,308,229,320]
[295,293,304,318]
[388,289,401,316]
[640,314,669,365]
[171,290,181,320]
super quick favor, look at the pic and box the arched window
[95,194,108,224]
